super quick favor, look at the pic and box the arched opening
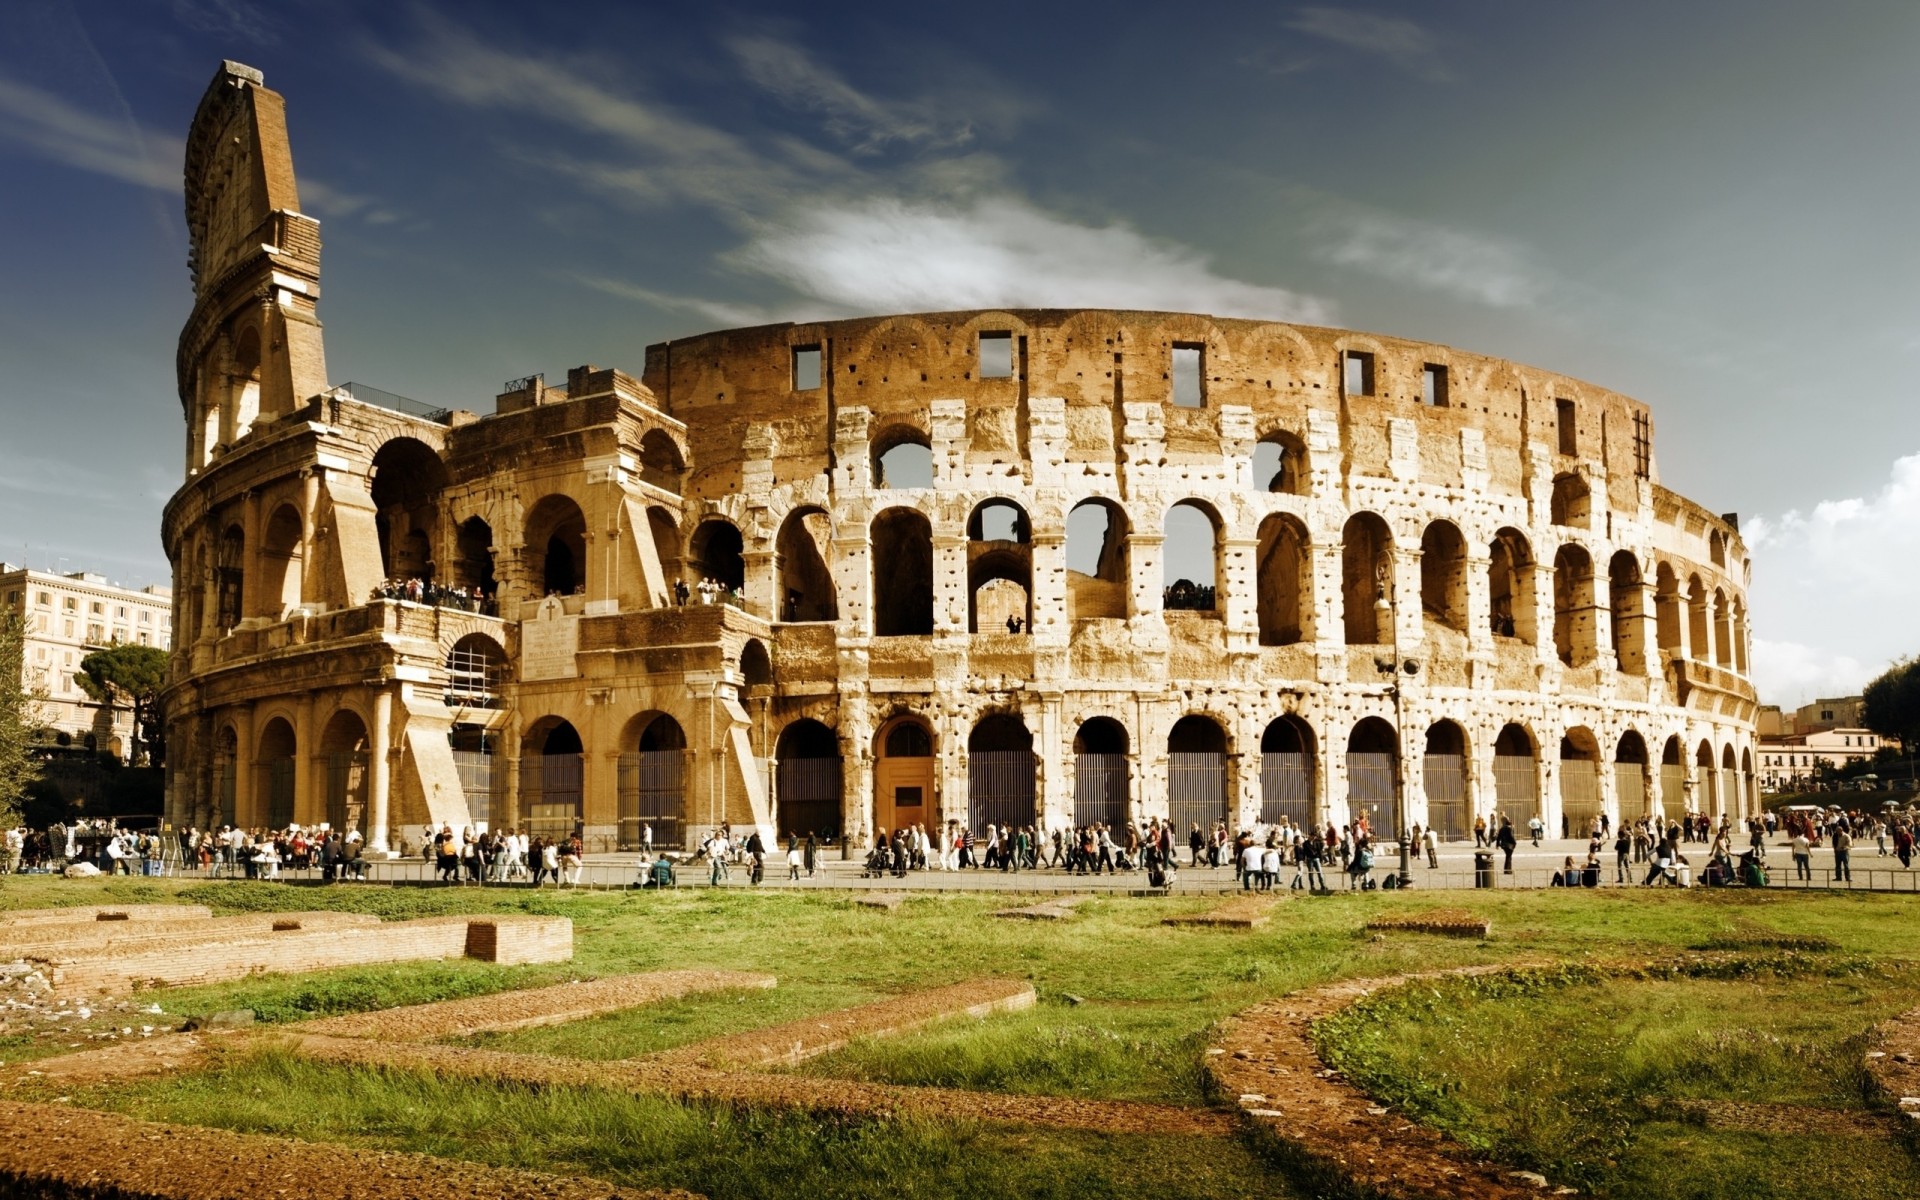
[739,638,773,689]
[873,428,933,488]
[1711,587,1733,668]
[445,633,508,708]
[1488,528,1537,643]
[216,524,245,634]
[255,717,295,831]
[969,499,1032,634]
[871,508,933,636]
[1256,514,1310,646]
[1550,473,1590,529]
[1654,562,1682,657]
[453,516,497,598]
[1660,735,1686,821]
[229,325,262,433]
[1169,715,1230,836]
[1345,717,1399,834]
[1687,575,1710,663]
[1553,544,1597,666]
[525,495,588,598]
[874,714,935,837]
[1615,731,1650,825]
[689,518,746,597]
[521,718,584,841]
[320,709,370,837]
[1342,513,1393,644]
[1741,746,1755,817]
[370,438,447,582]
[775,719,841,842]
[1608,551,1647,674]
[648,507,682,590]
[639,430,684,491]
[1695,739,1718,817]
[1422,721,1468,839]
[1260,715,1316,829]
[1065,498,1129,620]
[1731,600,1749,675]
[1252,430,1309,495]
[1072,717,1129,828]
[969,713,1036,835]
[450,725,497,829]
[618,712,684,849]
[212,725,238,828]
[775,507,837,622]
[257,504,303,620]
[1560,727,1602,836]
[1492,723,1539,830]
[1419,520,1468,633]
[1162,501,1220,612]
[1720,743,1740,819]
[1709,529,1727,568]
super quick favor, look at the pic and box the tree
[1862,657,1920,767]
[73,643,170,767]
[0,612,44,823]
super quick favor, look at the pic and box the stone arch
[211,723,239,828]
[1072,716,1130,828]
[1711,586,1733,668]
[524,494,588,597]
[871,507,933,636]
[1419,520,1468,633]
[1550,472,1591,528]
[216,523,245,634]
[1341,512,1393,644]
[1721,741,1740,818]
[775,718,841,842]
[254,715,296,831]
[1252,429,1310,495]
[1065,498,1129,620]
[1256,513,1310,646]
[619,711,686,849]
[1560,726,1603,836]
[639,429,685,491]
[1687,574,1710,662]
[1345,716,1399,834]
[1492,722,1539,830]
[1259,714,1316,829]
[873,425,933,489]
[1552,543,1597,666]
[647,506,682,588]
[1695,738,1719,816]
[1659,734,1687,820]
[445,632,509,707]
[1488,527,1537,643]
[1169,714,1230,836]
[968,712,1035,835]
[319,708,371,836]
[1163,500,1222,612]
[1654,561,1683,656]
[229,323,263,433]
[875,712,935,839]
[1421,720,1469,838]
[453,516,496,596]
[1608,550,1648,674]
[969,498,1032,633]
[739,637,772,689]
[256,503,304,620]
[1731,597,1749,674]
[1615,730,1651,825]
[775,506,836,622]
[522,717,585,841]
[689,517,745,595]
[1709,528,1727,568]
[370,438,447,582]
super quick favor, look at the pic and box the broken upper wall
[178,61,328,471]
[639,310,1659,499]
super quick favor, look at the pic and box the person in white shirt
[708,831,731,884]
[1240,841,1264,891]
[1261,844,1281,893]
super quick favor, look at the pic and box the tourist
[1614,826,1633,884]
[1261,841,1281,893]
[1550,855,1578,887]
[1423,825,1439,869]
[1832,822,1852,882]
[707,828,731,885]
[1496,816,1518,874]
[1527,813,1544,848]
[1240,838,1262,891]
[1791,829,1811,881]
[1473,814,1488,848]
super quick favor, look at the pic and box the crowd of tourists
[673,577,744,608]
[371,577,497,614]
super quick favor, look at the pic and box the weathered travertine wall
[161,63,1756,854]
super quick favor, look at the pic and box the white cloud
[1284,7,1453,82]
[0,77,180,190]
[1746,451,1920,706]
[1313,205,1546,308]
[572,275,783,329]
[726,196,1334,322]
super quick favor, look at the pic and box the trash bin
[1474,850,1495,889]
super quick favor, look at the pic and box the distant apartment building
[1,564,173,760]
[1757,727,1885,790]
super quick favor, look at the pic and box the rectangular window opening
[1421,363,1449,407]
[979,331,1014,379]
[1556,398,1578,456]
[1171,344,1204,408]
[791,345,822,391]
[1343,350,1374,397]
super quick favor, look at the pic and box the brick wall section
[0,904,212,929]
[42,916,573,998]
[0,911,380,961]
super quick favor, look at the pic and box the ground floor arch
[1559,727,1603,836]
[319,709,371,837]
[521,717,584,841]
[1168,715,1230,837]
[1421,721,1469,839]
[1259,715,1315,829]
[1660,735,1686,819]
[1492,723,1538,831]
[875,714,935,838]
[1615,731,1651,825]
[618,711,686,850]
[969,713,1036,835]
[1345,717,1398,834]
[775,718,842,842]
[1072,717,1129,828]
[254,716,296,831]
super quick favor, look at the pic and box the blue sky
[1,0,1916,706]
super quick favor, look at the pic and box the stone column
[295,695,317,828]
[368,687,393,851]
[232,706,255,828]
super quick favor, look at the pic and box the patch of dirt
[12,1033,218,1088]
[992,896,1089,921]
[298,971,777,1043]
[1365,909,1491,938]
[1163,897,1276,929]
[0,1099,695,1199]
[1866,1004,1920,1125]
[1651,1098,1891,1137]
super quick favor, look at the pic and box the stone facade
[161,62,1756,854]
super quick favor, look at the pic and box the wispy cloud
[0,77,180,190]
[168,0,279,46]
[1283,7,1453,82]
[1745,451,1920,705]
[1311,203,1547,308]
[571,275,782,329]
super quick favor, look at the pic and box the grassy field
[4,875,1919,1198]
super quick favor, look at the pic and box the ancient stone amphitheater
[161,62,1756,855]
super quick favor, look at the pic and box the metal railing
[323,382,452,424]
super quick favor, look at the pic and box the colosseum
[161,62,1757,854]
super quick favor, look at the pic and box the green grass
[7,875,1920,1198]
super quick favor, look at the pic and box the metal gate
[1169,752,1228,836]
[1614,764,1648,825]
[1659,764,1686,821]
[1345,752,1397,834]
[1492,755,1537,830]
[325,751,368,836]
[265,758,295,830]
[521,753,583,841]
[618,750,686,849]
[968,750,1036,833]
[452,749,495,826]
[1422,754,1467,839]
[1260,753,1312,829]
[776,756,842,842]
[1074,753,1128,828]
[1560,760,1601,836]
